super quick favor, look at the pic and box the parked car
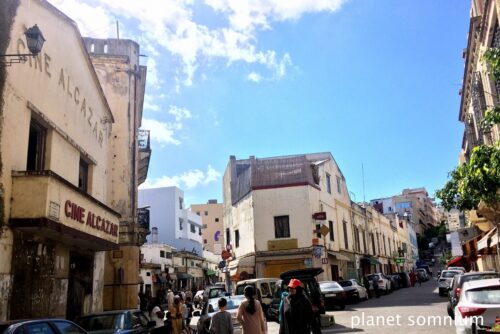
[338,279,368,302]
[395,272,411,288]
[318,281,347,310]
[454,278,500,334]
[192,295,245,334]
[366,273,390,293]
[269,267,325,328]
[448,266,466,272]
[388,275,401,290]
[446,271,500,319]
[234,278,278,319]
[77,309,155,334]
[202,285,227,303]
[416,268,429,282]
[1,319,88,334]
[417,264,433,277]
[437,270,463,296]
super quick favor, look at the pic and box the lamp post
[1,25,45,66]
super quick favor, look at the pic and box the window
[199,227,202,235]
[371,233,376,254]
[383,235,387,255]
[215,218,219,222]
[328,220,334,241]
[179,197,184,209]
[336,176,342,194]
[78,158,89,192]
[205,211,208,216]
[190,224,196,233]
[179,218,183,230]
[354,226,360,252]
[160,250,165,258]
[274,215,290,238]
[362,231,367,253]
[204,239,207,244]
[342,220,348,249]
[326,173,332,194]
[226,228,231,244]
[166,252,172,259]
[235,229,240,248]
[27,119,46,171]
[196,212,200,216]
[53,321,87,334]
[396,202,411,209]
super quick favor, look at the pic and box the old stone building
[0,0,150,320]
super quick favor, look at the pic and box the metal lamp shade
[25,25,45,55]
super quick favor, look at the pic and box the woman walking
[236,285,267,334]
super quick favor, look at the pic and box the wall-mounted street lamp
[1,25,45,66]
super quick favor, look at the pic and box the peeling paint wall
[92,251,105,312]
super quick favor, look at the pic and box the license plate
[325,293,337,297]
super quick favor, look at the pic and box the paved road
[267,278,455,333]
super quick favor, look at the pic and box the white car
[191,295,245,334]
[449,266,467,272]
[454,278,500,334]
[366,273,391,293]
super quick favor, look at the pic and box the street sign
[312,212,327,220]
[321,258,328,264]
[395,257,405,264]
[320,225,330,237]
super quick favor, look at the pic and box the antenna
[116,21,120,39]
[362,163,366,203]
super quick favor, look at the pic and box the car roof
[236,278,277,285]
[80,309,138,316]
[280,268,323,280]
[441,270,462,274]
[207,294,245,302]
[463,278,500,290]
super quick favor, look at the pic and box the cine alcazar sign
[64,199,119,237]
[16,37,107,147]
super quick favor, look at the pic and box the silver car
[438,270,463,296]
[191,295,245,334]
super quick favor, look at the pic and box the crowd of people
[138,287,196,334]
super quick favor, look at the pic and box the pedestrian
[372,277,380,298]
[409,271,416,287]
[167,289,175,309]
[184,296,194,334]
[149,298,165,329]
[362,276,371,299]
[169,296,184,334]
[417,272,422,287]
[237,285,267,334]
[209,297,233,334]
[279,278,317,334]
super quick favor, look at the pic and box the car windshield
[441,271,460,278]
[367,275,379,280]
[466,286,500,304]
[338,281,352,287]
[207,297,244,314]
[461,274,500,286]
[320,282,342,290]
[235,283,254,295]
[78,314,124,331]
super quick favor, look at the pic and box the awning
[177,273,193,280]
[361,256,381,265]
[477,228,498,251]
[447,256,465,267]
[206,269,217,276]
[327,251,350,262]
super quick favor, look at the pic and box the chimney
[152,227,158,244]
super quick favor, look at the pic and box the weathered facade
[0,0,120,320]
[0,0,150,320]
[82,37,150,311]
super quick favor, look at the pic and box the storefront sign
[65,199,118,236]
[312,212,327,220]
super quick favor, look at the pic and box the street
[267,278,454,333]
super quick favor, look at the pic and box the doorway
[66,253,93,321]
[330,265,339,281]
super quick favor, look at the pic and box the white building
[139,239,174,297]
[139,187,203,255]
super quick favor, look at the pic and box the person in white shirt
[149,298,164,328]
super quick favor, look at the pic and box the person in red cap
[279,278,319,334]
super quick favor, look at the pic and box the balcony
[10,170,121,250]
[138,129,151,185]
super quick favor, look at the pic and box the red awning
[447,256,464,266]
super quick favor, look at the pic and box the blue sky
[49,0,469,206]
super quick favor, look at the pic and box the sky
[47,0,470,206]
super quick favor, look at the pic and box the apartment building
[191,199,224,255]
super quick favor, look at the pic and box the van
[234,278,278,319]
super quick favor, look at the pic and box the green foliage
[440,249,452,265]
[436,142,500,212]
[480,106,500,133]
[483,47,500,81]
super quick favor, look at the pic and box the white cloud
[141,118,180,146]
[140,165,222,189]
[168,105,192,122]
[48,0,345,87]
[143,95,161,112]
[247,72,262,83]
